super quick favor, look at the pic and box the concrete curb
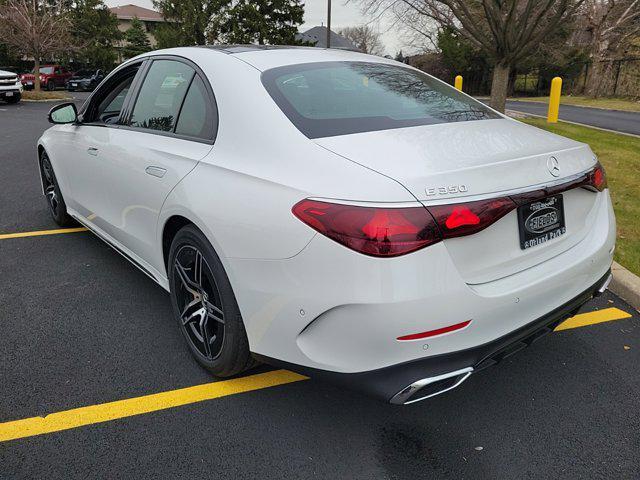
[610,262,640,312]
[22,98,72,103]
[506,109,640,139]
[509,98,640,114]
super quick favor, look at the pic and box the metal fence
[514,57,640,98]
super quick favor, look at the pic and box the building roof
[296,26,357,50]
[109,4,164,22]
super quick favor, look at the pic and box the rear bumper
[256,270,612,403]
[230,190,615,372]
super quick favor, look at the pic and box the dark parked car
[21,65,73,91]
[66,69,105,92]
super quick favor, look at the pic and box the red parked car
[21,65,73,91]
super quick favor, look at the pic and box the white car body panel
[314,118,595,201]
[37,46,616,402]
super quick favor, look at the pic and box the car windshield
[38,67,55,74]
[262,61,500,138]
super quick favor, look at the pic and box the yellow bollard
[547,77,562,123]
[454,75,463,91]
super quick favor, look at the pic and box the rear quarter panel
[157,48,417,266]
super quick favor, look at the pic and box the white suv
[0,69,22,104]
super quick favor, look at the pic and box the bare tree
[355,0,585,112]
[579,0,640,96]
[338,25,385,55]
[0,0,72,91]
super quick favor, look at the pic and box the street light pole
[326,0,332,48]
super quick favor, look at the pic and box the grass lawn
[523,117,640,276]
[22,90,72,101]
[513,96,640,113]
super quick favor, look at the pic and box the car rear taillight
[587,162,608,191]
[292,199,441,257]
[293,163,607,257]
[427,197,517,239]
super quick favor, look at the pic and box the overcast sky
[105,0,406,56]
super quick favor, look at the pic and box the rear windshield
[262,62,500,138]
[38,67,54,74]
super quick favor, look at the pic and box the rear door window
[130,60,195,132]
[174,75,216,141]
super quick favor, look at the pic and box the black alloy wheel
[40,152,74,226]
[173,244,225,361]
[169,225,255,377]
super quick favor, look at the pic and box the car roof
[132,45,402,75]
[198,44,330,54]
[193,45,399,72]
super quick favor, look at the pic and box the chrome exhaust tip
[389,367,474,405]
[596,273,613,296]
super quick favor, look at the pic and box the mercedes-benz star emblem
[547,156,560,177]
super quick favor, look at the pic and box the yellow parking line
[555,307,632,331]
[0,370,307,443]
[0,227,88,240]
[0,305,633,443]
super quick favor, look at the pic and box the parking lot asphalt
[1,94,639,479]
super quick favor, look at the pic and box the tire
[40,151,75,227]
[47,81,55,91]
[168,225,256,377]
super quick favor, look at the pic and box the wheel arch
[161,215,194,273]
[37,144,47,194]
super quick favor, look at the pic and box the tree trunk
[489,63,510,113]
[34,57,41,92]
[585,60,613,98]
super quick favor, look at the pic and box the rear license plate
[26,81,33,85]
[517,194,566,250]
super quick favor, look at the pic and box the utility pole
[326,0,332,48]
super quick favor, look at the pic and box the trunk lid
[315,118,600,284]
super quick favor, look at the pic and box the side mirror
[48,102,78,124]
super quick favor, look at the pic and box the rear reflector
[292,199,441,257]
[397,320,472,341]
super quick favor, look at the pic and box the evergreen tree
[154,23,185,49]
[210,0,305,45]
[153,0,230,46]
[69,0,122,71]
[124,16,151,58]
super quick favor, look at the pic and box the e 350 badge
[425,185,469,196]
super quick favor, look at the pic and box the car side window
[84,63,141,124]
[129,60,195,132]
[97,76,135,124]
[174,75,215,141]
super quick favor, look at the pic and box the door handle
[87,147,98,156]
[145,166,167,178]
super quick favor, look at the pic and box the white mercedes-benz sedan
[39,46,615,404]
